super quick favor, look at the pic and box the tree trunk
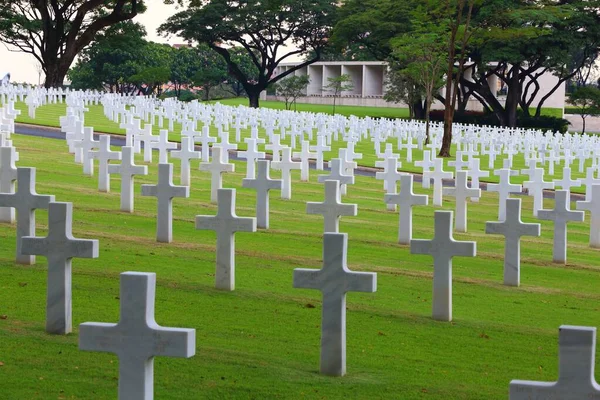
[44,61,69,88]
[247,90,260,108]
[413,100,426,120]
[582,116,587,135]
[504,65,521,128]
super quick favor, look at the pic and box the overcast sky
[0,0,181,84]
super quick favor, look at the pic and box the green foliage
[0,0,145,87]
[159,0,337,107]
[568,86,600,133]
[273,75,311,110]
[324,74,354,115]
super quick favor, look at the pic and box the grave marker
[293,233,377,376]
[79,272,195,400]
[385,174,428,245]
[307,180,357,233]
[108,147,148,213]
[242,160,282,229]
[21,202,99,333]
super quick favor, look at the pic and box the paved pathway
[564,114,600,134]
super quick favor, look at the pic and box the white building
[270,61,565,112]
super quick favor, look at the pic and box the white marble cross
[537,190,585,264]
[21,202,99,334]
[582,167,600,202]
[510,325,600,399]
[74,127,99,176]
[487,169,522,221]
[293,233,377,376]
[375,157,405,195]
[239,138,266,179]
[554,167,581,198]
[170,137,201,186]
[576,184,600,248]
[89,135,122,193]
[0,167,55,264]
[310,135,330,170]
[107,147,148,213]
[196,126,216,162]
[411,211,476,321]
[423,158,453,207]
[307,180,357,233]
[0,146,17,222]
[199,146,234,203]
[141,163,190,243]
[271,147,301,199]
[266,133,284,162]
[195,189,256,291]
[448,151,469,171]
[415,150,435,189]
[79,272,196,400]
[137,124,157,163]
[468,158,489,202]
[218,131,237,163]
[443,171,481,232]
[151,129,177,164]
[318,158,355,195]
[485,198,540,286]
[242,160,282,229]
[384,174,428,245]
[293,140,316,182]
[522,168,554,217]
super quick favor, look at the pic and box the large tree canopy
[159,0,337,107]
[0,0,145,87]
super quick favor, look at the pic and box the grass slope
[1,120,599,398]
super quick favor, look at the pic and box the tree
[0,0,145,88]
[159,0,336,108]
[461,0,600,127]
[273,75,310,110]
[324,74,354,115]
[393,31,446,144]
[170,46,204,97]
[68,21,148,93]
[569,87,600,134]
[130,67,171,96]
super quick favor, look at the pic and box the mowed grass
[1,117,600,397]
[13,101,590,194]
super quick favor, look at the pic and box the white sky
[0,0,182,84]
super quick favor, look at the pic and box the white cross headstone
[487,169,522,221]
[170,137,201,186]
[385,174,428,245]
[411,211,476,321]
[307,180,357,233]
[271,147,301,200]
[74,127,99,176]
[485,198,540,286]
[197,126,216,162]
[415,150,435,189]
[554,166,581,198]
[576,184,600,248]
[318,159,355,195]
[375,157,405,195]
[195,188,257,291]
[0,167,55,264]
[538,190,584,264]
[151,129,177,164]
[293,140,316,182]
[79,272,195,400]
[510,325,600,399]
[443,171,481,232]
[89,135,122,193]
[582,167,600,202]
[293,233,377,376]
[468,158,489,202]
[21,202,99,333]
[199,146,234,203]
[0,146,17,222]
[141,163,190,243]
[423,158,453,207]
[107,147,148,213]
[523,168,554,217]
[137,124,157,163]
[242,160,282,229]
[310,135,330,170]
[239,138,266,179]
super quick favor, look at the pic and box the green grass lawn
[1,109,600,398]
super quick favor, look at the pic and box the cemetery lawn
[1,129,599,399]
